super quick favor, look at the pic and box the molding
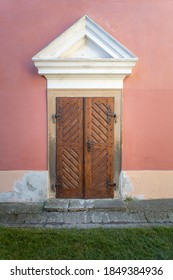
[46,75,125,89]
[32,15,138,89]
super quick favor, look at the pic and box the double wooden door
[55,97,114,199]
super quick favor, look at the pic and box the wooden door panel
[84,97,114,198]
[56,97,84,198]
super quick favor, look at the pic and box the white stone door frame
[32,15,138,199]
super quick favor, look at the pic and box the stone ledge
[0,202,45,214]
[125,199,173,213]
[44,198,126,212]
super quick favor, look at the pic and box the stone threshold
[44,198,126,212]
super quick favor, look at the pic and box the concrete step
[44,198,126,212]
[0,202,45,214]
[126,198,173,212]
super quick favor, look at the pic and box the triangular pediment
[32,15,137,60]
[60,37,112,59]
[32,16,138,90]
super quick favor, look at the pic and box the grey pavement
[0,199,173,229]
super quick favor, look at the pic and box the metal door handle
[87,140,94,152]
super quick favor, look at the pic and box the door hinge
[107,105,116,124]
[52,107,62,123]
[106,178,116,189]
[55,176,62,188]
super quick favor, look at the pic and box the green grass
[0,226,173,259]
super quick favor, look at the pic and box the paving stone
[54,213,64,223]
[46,215,55,224]
[144,211,170,223]
[128,213,142,223]
[108,212,140,223]
[63,212,81,224]
[75,212,92,224]
[151,212,163,223]
[47,213,58,223]
[15,214,36,224]
[168,212,173,222]
[46,213,64,224]
[15,214,30,224]
[108,212,120,223]
[0,214,10,224]
[108,212,128,223]
[6,214,18,224]
[1,200,173,229]
[136,212,148,223]
[91,212,102,223]
[144,211,159,223]
[18,213,47,224]
[36,213,49,224]
[100,212,110,223]
[157,212,169,223]
[144,211,154,223]
[29,214,43,224]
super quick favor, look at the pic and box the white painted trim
[32,15,138,60]
[32,16,138,90]
[46,75,124,89]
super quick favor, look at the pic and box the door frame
[32,16,138,200]
[48,89,122,199]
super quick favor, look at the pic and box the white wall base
[0,170,173,202]
[0,171,48,202]
[120,170,173,199]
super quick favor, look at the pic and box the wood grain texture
[56,97,114,199]
[84,97,114,198]
[56,97,84,198]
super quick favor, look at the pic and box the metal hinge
[52,107,62,123]
[107,105,116,124]
[55,176,62,189]
[106,178,116,189]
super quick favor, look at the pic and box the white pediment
[59,37,112,59]
[32,15,138,89]
[33,15,137,60]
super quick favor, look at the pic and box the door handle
[87,140,94,152]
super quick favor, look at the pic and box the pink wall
[0,0,173,170]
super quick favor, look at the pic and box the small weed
[124,196,133,202]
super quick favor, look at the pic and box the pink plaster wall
[0,0,173,170]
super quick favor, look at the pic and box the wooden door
[56,98,84,198]
[84,98,114,198]
[56,97,114,198]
